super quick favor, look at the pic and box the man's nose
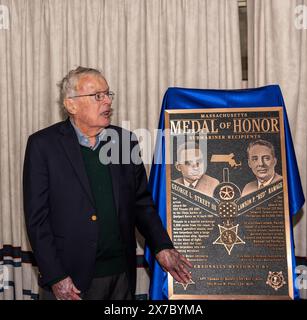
[257,158,265,166]
[103,94,112,105]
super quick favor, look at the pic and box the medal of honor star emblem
[221,230,237,245]
[213,224,245,255]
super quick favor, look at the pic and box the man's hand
[51,276,81,300]
[156,249,193,284]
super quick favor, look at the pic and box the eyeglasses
[68,91,115,101]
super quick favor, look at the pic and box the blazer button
[91,215,97,221]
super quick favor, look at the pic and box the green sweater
[81,144,127,278]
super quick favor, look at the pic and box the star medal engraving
[219,185,235,200]
[213,224,245,255]
[176,278,195,291]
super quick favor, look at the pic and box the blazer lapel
[59,120,95,206]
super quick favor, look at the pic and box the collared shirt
[70,118,106,150]
[258,174,275,189]
[183,179,198,188]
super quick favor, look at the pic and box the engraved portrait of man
[241,139,283,197]
[174,142,219,197]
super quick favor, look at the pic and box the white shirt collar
[70,118,106,150]
[258,174,275,189]
[183,179,198,188]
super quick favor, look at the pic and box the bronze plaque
[165,107,293,299]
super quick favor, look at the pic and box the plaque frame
[165,107,293,300]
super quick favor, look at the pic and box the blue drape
[145,85,305,300]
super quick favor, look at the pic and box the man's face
[176,149,205,183]
[248,144,277,182]
[67,74,112,130]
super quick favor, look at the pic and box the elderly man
[241,139,283,197]
[174,142,219,197]
[23,66,192,300]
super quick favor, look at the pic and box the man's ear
[64,98,77,115]
[175,162,182,172]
